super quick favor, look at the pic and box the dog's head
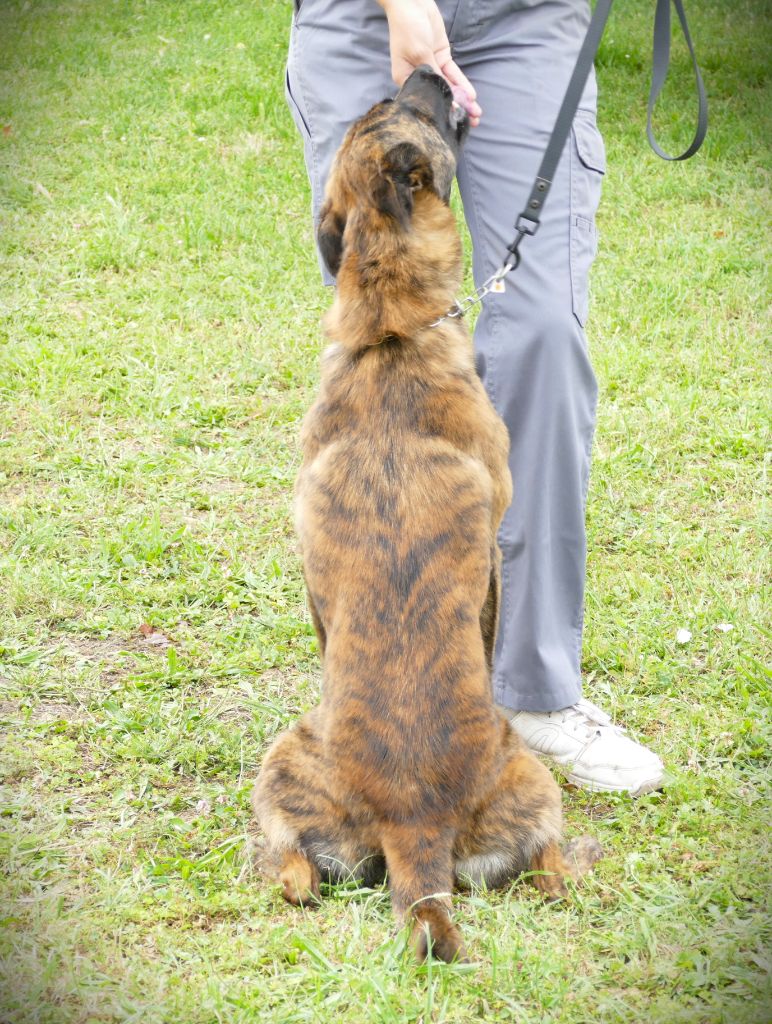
[317,66,469,280]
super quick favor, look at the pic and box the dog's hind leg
[380,821,466,963]
[253,713,325,906]
[529,835,603,898]
[253,709,381,906]
[562,834,605,880]
[454,717,602,897]
[276,849,321,907]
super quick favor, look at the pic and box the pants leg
[285,0,394,285]
[285,0,604,712]
[450,0,604,711]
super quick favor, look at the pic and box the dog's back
[298,335,507,827]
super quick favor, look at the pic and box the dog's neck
[324,193,463,352]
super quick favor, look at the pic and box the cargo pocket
[569,115,605,327]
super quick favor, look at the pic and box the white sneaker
[509,698,665,796]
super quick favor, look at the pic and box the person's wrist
[378,0,432,16]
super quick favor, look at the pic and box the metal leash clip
[428,260,516,328]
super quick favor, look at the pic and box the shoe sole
[520,744,665,798]
[565,770,665,797]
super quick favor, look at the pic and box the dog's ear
[317,200,346,277]
[376,142,434,230]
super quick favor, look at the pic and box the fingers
[440,58,483,126]
[383,0,482,125]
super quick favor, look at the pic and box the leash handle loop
[510,0,708,246]
[647,0,709,161]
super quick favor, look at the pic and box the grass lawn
[1,0,770,1021]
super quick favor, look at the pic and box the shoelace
[551,698,626,742]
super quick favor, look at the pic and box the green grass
[0,1,770,1021]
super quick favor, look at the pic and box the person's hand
[378,0,482,126]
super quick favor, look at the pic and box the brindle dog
[254,67,602,963]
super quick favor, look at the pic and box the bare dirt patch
[0,699,91,725]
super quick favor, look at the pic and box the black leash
[430,0,709,327]
[503,0,709,272]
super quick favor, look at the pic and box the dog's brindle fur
[253,68,601,962]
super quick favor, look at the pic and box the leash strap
[505,0,708,267]
[514,0,614,241]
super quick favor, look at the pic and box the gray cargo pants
[286,0,605,712]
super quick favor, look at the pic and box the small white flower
[715,623,734,633]
[676,628,692,644]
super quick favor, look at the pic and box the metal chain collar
[428,230,525,329]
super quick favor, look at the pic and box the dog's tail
[380,822,466,963]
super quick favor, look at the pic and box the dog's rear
[254,68,601,961]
